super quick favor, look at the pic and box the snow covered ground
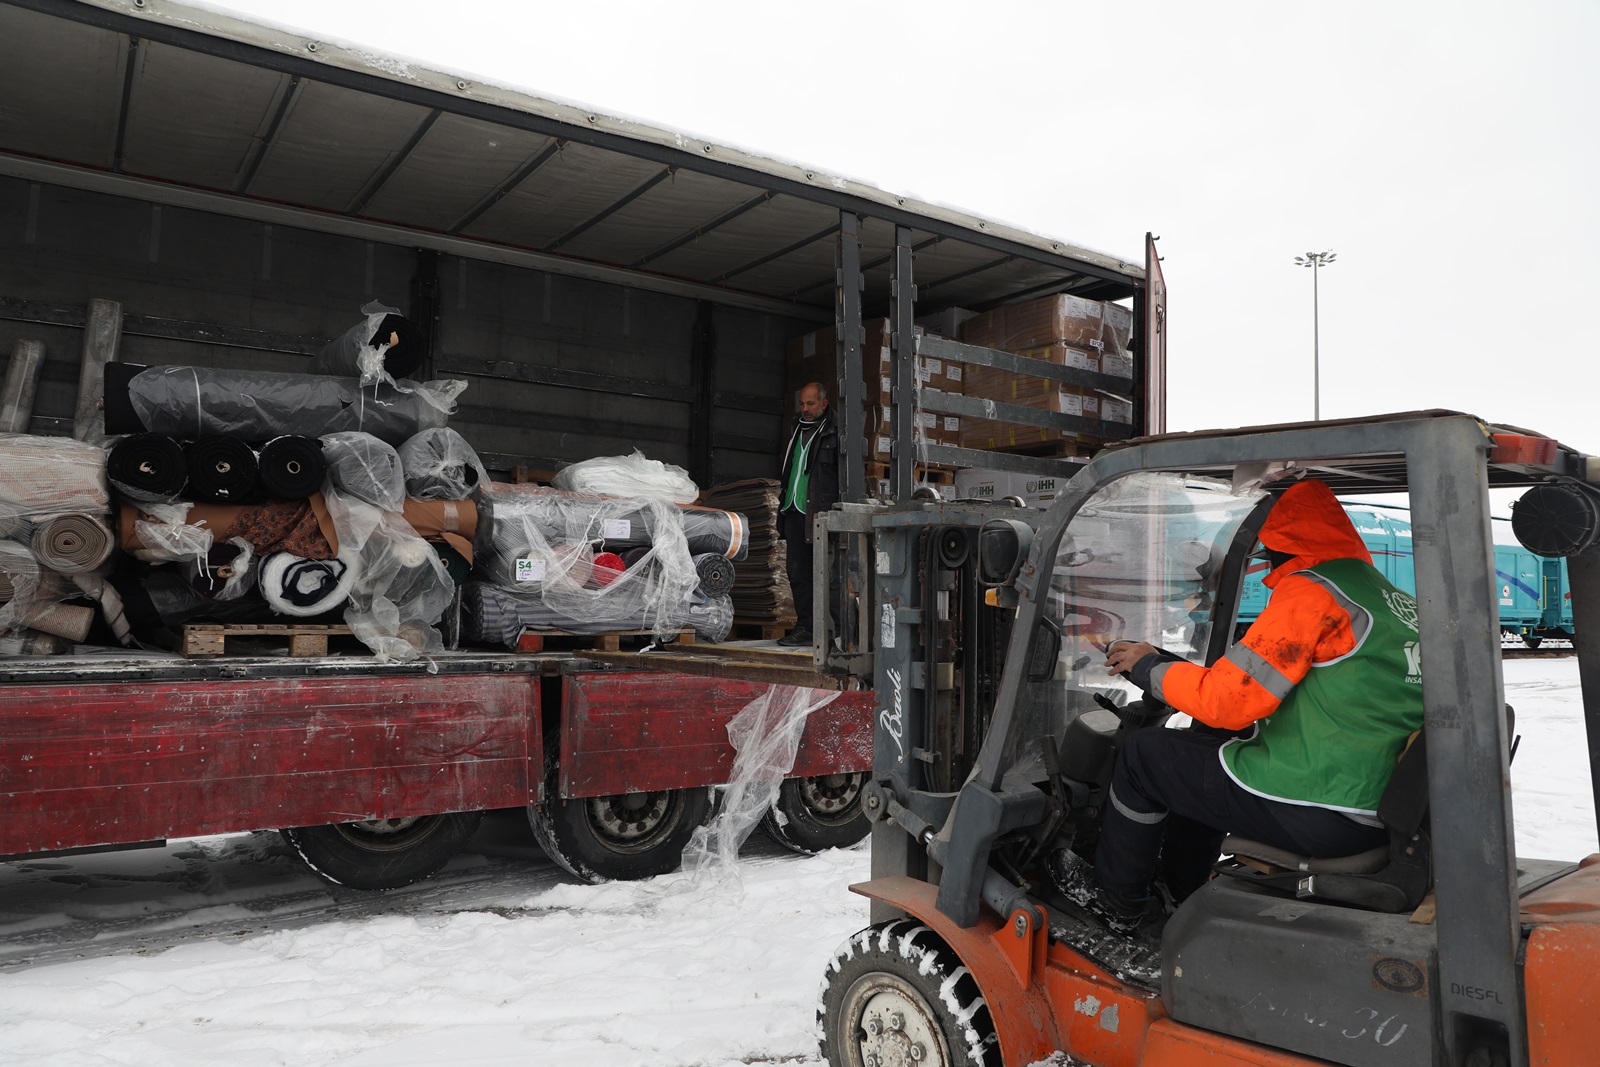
[0,658,1593,1067]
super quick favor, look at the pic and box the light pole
[1294,250,1336,420]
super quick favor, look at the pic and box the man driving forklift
[1051,478,1427,934]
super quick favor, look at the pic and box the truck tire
[529,787,712,883]
[819,919,1001,1067]
[761,772,870,854]
[280,811,483,890]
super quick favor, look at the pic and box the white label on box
[944,416,960,432]
[515,558,546,583]
[1063,349,1089,371]
[1025,477,1058,494]
[917,366,932,382]
[881,375,892,394]
[938,484,956,500]
[917,411,937,428]
[877,435,893,453]
[603,518,632,540]
[1104,353,1134,378]
[1058,391,1084,417]
[925,358,942,374]
[1083,395,1100,414]
[1103,398,1134,423]
[948,365,962,382]
[1089,338,1104,350]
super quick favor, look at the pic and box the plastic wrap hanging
[552,449,699,505]
[312,302,424,384]
[472,483,710,640]
[398,428,487,501]
[677,685,841,889]
[108,365,464,445]
[321,487,454,662]
[321,432,405,511]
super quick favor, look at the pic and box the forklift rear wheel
[280,811,483,890]
[762,773,870,854]
[529,787,712,883]
[819,919,1001,1067]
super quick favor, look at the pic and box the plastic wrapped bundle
[108,365,463,445]
[118,497,339,561]
[477,484,749,562]
[0,542,93,642]
[322,488,455,661]
[473,484,703,639]
[322,432,405,511]
[260,552,359,618]
[0,433,110,515]
[257,436,327,500]
[552,449,698,505]
[693,553,736,599]
[398,428,487,501]
[458,582,733,646]
[106,434,188,504]
[110,568,278,640]
[186,537,257,601]
[312,302,424,383]
[185,436,259,503]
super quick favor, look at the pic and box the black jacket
[780,407,839,531]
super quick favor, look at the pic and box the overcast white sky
[203,0,1599,448]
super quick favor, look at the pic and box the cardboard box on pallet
[961,293,1134,357]
[953,468,1062,508]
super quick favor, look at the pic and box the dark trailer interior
[0,0,1153,494]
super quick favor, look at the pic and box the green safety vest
[1220,558,1425,815]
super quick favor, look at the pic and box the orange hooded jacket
[1151,479,1374,730]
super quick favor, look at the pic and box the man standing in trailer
[777,381,839,647]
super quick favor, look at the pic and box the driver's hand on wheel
[1105,640,1159,676]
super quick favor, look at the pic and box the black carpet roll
[185,436,259,503]
[315,313,423,380]
[106,433,188,504]
[692,553,736,599]
[257,435,327,500]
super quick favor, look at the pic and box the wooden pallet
[514,628,696,653]
[726,622,789,642]
[181,623,354,658]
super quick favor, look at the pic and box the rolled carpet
[106,433,188,504]
[0,433,110,514]
[257,436,327,500]
[692,552,736,599]
[31,513,114,573]
[260,551,359,617]
[185,436,259,503]
[0,539,39,604]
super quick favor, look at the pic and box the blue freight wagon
[1234,505,1571,647]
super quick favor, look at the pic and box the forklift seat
[1214,726,1435,914]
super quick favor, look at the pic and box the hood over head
[1258,479,1371,587]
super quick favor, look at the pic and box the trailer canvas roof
[0,0,1143,321]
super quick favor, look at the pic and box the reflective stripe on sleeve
[1149,661,1174,702]
[1224,642,1296,700]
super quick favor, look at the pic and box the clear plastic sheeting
[128,501,214,564]
[312,301,411,385]
[0,434,111,531]
[999,472,1265,779]
[676,685,840,890]
[397,428,487,501]
[552,450,699,505]
[473,484,704,640]
[123,366,464,445]
[321,432,406,512]
[322,487,454,664]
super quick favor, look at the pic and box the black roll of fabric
[370,314,423,379]
[693,553,736,599]
[185,436,259,503]
[106,433,188,504]
[257,435,327,500]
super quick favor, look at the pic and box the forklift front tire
[819,919,1001,1067]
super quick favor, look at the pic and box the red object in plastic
[1490,433,1558,466]
[590,552,626,587]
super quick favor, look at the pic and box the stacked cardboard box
[957,294,1134,453]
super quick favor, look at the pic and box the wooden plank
[0,674,541,855]
[180,623,355,658]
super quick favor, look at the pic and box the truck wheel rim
[330,815,433,851]
[589,791,674,849]
[801,772,866,824]
[840,973,950,1067]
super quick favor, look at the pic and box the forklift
[815,411,1600,1067]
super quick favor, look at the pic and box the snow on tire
[818,918,1002,1067]
[761,772,870,855]
[280,811,482,891]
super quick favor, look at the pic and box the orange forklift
[815,411,1600,1067]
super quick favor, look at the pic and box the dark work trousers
[1093,726,1388,903]
[780,508,813,631]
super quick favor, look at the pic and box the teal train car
[1235,505,1571,647]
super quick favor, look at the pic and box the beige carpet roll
[32,513,115,574]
